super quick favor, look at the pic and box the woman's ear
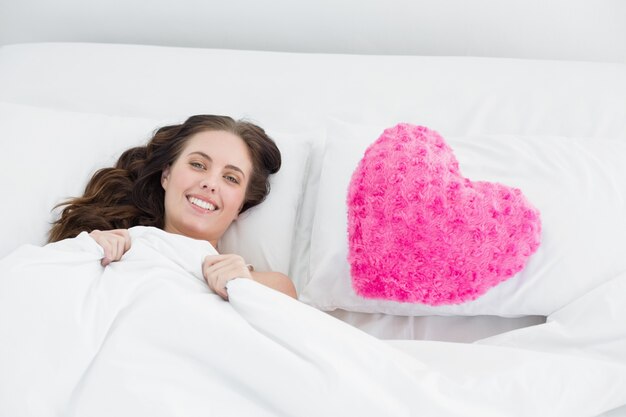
[161,166,171,190]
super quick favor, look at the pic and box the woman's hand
[202,254,252,300]
[89,229,131,267]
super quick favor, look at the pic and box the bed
[1,42,625,416]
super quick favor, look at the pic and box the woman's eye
[190,162,205,169]
[224,175,240,184]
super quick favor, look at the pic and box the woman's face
[161,130,252,247]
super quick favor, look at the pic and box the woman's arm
[250,271,297,299]
[203,254,297,300]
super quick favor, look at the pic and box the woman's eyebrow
[188,151,246,178]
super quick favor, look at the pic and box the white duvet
[1,227,625,417]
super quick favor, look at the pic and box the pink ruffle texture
[347,124,541,305]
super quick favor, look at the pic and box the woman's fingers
[202,254,252,299]
[89,229,131,266]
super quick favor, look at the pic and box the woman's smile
[187,195,218,212]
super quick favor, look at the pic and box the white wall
[1,0,625,62]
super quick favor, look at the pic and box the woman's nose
[201,175,218,192]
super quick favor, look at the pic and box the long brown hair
[48,115,281,242]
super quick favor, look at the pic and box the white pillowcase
[300,120,626,317]
[0,102,157,258]
[0,102,312,276]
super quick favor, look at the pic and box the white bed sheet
[1,227,625,416]
[329,309,545,342]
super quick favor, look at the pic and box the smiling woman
[161,130,253,247]
[48,114,295,299]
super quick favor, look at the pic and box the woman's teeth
[189,197,216,211]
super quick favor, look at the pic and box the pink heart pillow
[347,124,541,305]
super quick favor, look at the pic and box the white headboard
[0,0,625,63]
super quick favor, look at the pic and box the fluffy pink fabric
[347,124,541,305]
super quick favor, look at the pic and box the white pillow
[300,120,626,317]
[0,102,157,257]
[0,102,312,277]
